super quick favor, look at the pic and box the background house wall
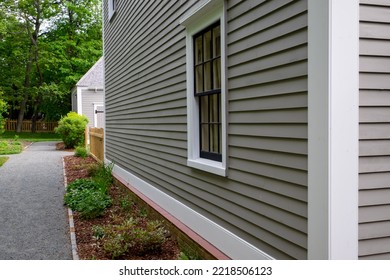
[81,88,104,128]
[104,0,308,259]
[359,0,390,259]
[72,57,105,128]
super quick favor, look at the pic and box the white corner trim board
[308,0,359,260]
[109,162,274,260]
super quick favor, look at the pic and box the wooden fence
[5,120,58,133]
[88,127,104,162]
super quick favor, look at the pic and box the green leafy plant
[178,247,202,260]
[64,179,111,219]
[178,252,190,260]
[0,98,7,135]
[92,225,105,240]
[55,112,88,148]
[75,146,89,158]
[90,162,114,189]
[0,156,9,167]
[66,178,98,193]
[139,207,148,218]
[119,196,134,211]
[0,140,22,155]
[138,220,166,253]
[101,218,168,259]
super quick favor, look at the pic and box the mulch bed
[63,155,180,260]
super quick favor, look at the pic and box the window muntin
[193,22,222,162]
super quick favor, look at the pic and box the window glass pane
[213,58,221,89]
[213,25,221,58]
[195,36,203,64]
[195,65,203,93]
[210,94,219,123]
[210,124,220,153]
[201,124,209,152]
[200,96,209,123]
[204,30,212,61]
[204,62,212,91]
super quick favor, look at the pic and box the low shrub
[100,218,168,259]
[64,179,111,219]
[75,146,89,158]
[92,225,105,240]
[90,162,114,189]
[66,178,99,193]
[55,112,88,148]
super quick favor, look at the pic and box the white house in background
[72,57,105,128]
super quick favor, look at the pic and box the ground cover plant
[0,156,9,167]
[63,154,180,260]
[74,146,89,158]
[64,178,112,219]
[0,139,22,155]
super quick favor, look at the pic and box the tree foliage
[0,0,102,131]
[0,93,8,134]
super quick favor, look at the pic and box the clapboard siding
[360,221,390,239]
[104,0,308,260]
[227,0,308,259]
[359,237,390,256]
[81,90,104,126]
[360,172,390,190]
[359,0,390,259]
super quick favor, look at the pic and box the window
[181,0,226,176]
[194,22,222,162]
[108,0,116,20]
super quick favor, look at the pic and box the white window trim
[108,0,116,21]
[181,0,227,177]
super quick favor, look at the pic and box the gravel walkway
[0,142,73,259]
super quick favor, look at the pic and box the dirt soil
[63,155,180,260]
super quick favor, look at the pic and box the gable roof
[76,57,104,88]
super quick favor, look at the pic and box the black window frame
[193,21,222,162]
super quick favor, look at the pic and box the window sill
[187,158,226,177]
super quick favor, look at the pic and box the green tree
[0,0,102,132]
[0,6,30,120]
[40,0,102,119]
[3,0,60,132]
[0,97,8,134]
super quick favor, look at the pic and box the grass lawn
[0,156,9,167]
[0,131,61,142]
[0,132,60,155]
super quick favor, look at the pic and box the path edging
[62,157,79,260]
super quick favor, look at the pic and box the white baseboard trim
[110,161,274,260]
